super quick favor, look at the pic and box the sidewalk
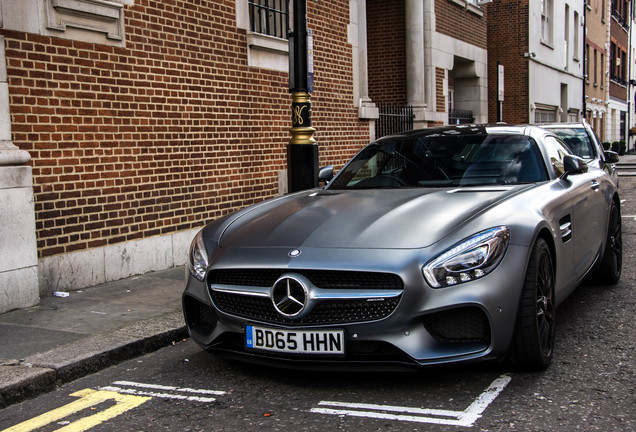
[0,266,187,408]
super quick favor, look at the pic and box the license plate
[245,325,345,355]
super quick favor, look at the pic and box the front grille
[423,307,490,343]
[210,291,401,325]
[208,269,404,325]
[209,269,403,290]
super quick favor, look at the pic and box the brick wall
[436,1,487,50]
[366,0,406,104]
[609,21,629,102]
[486,0,530,123]
[309,0,371,161]
[3,0,369,259]
[585,0,609,103]
[436,68,446,112]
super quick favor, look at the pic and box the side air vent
[559,215,572,243]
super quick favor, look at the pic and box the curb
[0,312,187,409]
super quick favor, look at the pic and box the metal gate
[449,109,474,125]
[376,103,414,139]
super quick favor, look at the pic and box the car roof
[377,124,544,141]
[536,122,588,130]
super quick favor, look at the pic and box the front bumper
[182,245,529,368]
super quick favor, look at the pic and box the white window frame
[541,0,553,46]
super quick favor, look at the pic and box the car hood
[219,186,530,249]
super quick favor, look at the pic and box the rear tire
[598,200,622,285]
[510,238,555,371]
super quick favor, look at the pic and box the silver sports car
[183,125,622,371]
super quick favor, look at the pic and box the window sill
[247,32,289,54]
[540,39,554,50]
[246,32,289,72]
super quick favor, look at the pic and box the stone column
[350,0,378,139]
[355,0,378,119]
[405,0,428,128]
[0,35,39,313]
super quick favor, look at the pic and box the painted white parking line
[99,381,226,403]
[311,374,511,428]
[621,215,636,220]
[111,381,226,396]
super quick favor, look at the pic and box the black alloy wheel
[511,237,556,371]
[598,200,622,285]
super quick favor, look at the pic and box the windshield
[546,128,596,160]
[329,133,549,189]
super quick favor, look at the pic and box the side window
[249,0,289,39]
[543,136,571,177]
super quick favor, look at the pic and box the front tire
[598,200,622,285]
[511,238,555,371]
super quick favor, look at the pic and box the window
[601,53,605,87]
[586,44,590,80]
[594,49,598,85]
[565,5,570,65]
[621,50,627,82]
[249,0,289,39]
[610,41,628,84]
[238,0,290,72]
[601,0,606,21]
[543,136,571,177]
[611,0,629,26]
[541,0,553,44]
[573,12,579,60]
[567,109,579,123]
[620,111,626,140]
[535,107,558,124]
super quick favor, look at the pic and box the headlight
[423,227,510,288]
[188,231,209,281]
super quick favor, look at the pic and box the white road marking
[311,374,511,428]
[99,386,217,403]
[620,215,636,220]
[99,381,226,403]
[112,381,226,395]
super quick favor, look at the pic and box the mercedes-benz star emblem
[271,275,308,318]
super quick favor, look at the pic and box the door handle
[590,180,600,190]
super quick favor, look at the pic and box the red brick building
[0,0,492,307]
[0,0,373,296]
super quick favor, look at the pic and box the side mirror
[561,155,588,179]
[318,165,334,183]
[604,150,619,164]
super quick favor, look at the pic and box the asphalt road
[1,178,634,432]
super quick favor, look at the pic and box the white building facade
[530,0,586,124]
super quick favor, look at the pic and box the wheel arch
[535,227,557,275]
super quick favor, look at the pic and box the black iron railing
[249,0,289,39]
[376,103,414,139]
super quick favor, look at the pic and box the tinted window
[547,128,597,159]
[542,136,572,177]
[329,134,549,189]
